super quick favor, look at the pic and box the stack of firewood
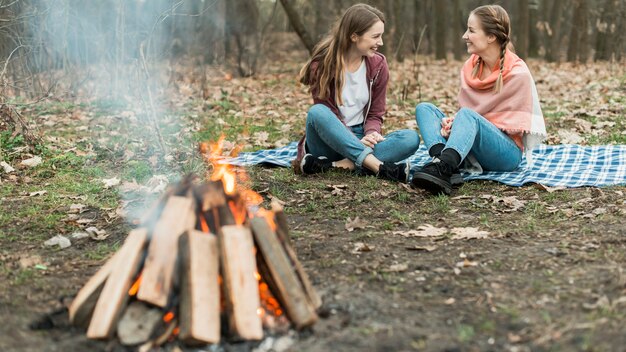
[68,176,321,348]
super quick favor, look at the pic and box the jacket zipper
[363,67,382,127]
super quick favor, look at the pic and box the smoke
[13,0,221,222]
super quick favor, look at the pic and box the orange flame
[229,200,247,225]
[256,276,283,317]
[128,272,143,296]
[200,215,209,233]
[163,311,175,323]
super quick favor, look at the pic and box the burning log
[116,301,162,345]
[70,155,321,347]
[219,225,263,340]
[87,228,148,339]
[69,248,121,328]
[250,217,317,328]
[178,230,220,344]
[137,196,196,307]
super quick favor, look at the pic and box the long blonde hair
[298,4,384,105]
[470,5,512,93]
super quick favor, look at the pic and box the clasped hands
[361,132,385,148]
[441,116,455,138]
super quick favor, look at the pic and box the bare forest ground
[1,51,625,352]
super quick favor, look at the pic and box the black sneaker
[451,172,464,187]
[411,158,457,195]
[377,161,410,183]
[300,154,333,174]
[354,167,376,177]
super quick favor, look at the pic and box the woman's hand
[361,132,385,148]
[440,116,455,138]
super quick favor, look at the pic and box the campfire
[68,140,321,348]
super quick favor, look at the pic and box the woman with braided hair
[411,4,547,195]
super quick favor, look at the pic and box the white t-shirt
[339,60,369,127]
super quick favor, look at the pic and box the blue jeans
[415,102,522,171]
[305,104,420,167]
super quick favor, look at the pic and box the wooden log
[69,248,124,328]
[220,225,263,340]
[271,202,322,310]
[138,196,196,307]
[178,230,220,345]
[87,228,148,339]
[283,243,322,310]
[139,176,193,230]
[250,217,317,329]
[271,200,291,246]
[117,301,163,346]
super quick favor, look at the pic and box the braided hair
[469,5,512,93]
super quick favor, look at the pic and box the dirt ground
[2,170,625,352]
[1,56,625,351]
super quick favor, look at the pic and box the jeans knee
[406,129,421,148]
[415,102,436,116]
[456,107,477,120]
[308,104,330,118]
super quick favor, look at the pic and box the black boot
[411,157,458,195]
[300,154,333,174]
[428,146,464,187]
[377,161,410,183]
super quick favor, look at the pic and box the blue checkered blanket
[223,142,626,188]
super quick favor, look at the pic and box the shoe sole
[451,173,464,188]
[411,172,453,195]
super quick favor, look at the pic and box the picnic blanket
[222,142,626,188]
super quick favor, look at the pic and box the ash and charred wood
[69,241,128,328]
[250,217,318,329]
[87,228,148,339]
[219,225,263,340]
[193,180,226,212]
[117,301,163,346]
[178,230,221,345]
[138,196,196,307]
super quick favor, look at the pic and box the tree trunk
[314,0,331,43]
[279,0,315,55]
[528,0,540,57]
[434,0,447,60]
[452,0,464,60]
[516,0,530,59]
[566,0,587,62]
[546,0,565,62]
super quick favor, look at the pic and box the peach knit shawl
[458,50,547,165]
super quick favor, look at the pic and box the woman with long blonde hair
[294,3,420,183]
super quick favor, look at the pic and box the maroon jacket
[294,52,389,171]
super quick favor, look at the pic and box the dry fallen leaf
[69,203,87,214]
[352,242,374,253]
[345,217,367,232]
[385,263,409,273]
[1,161,15,173]
[20,156,43,168]
[393,224,447,238]
[455,259,479,267]
[44,235,71,249]
[102,177,121,189]
[450,227,490,240]
[86,226,109,241]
